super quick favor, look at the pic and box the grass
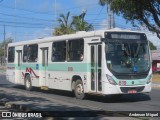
[0,66,6,73]
[152,74,160,83]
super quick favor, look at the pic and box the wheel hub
[26,79,30,88]
[76,84,83,95]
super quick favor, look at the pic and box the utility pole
[107,0,115,29]
[14,0,17,42]
[3,24,6,66]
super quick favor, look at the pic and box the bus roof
[8,29,145,47]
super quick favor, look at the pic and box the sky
[0,0,160,47]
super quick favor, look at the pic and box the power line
[92,6,105,24]
[0,3,99,16]
[0,0,3,3]
[0,12,55,22]
[0,24,52,29]
[0,4,55,15]
[0,19,52,26]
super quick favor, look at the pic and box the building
[151,50,160,72]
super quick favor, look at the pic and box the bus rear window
[8,47,15,63]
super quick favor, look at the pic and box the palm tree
[54,12,74,36]
[99,0,107,6]
[72,11,94,31]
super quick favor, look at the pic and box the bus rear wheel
[25,75,32,91]
[74,80,85,99]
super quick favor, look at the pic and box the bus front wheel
[25,75,32,91]
[74,80,85,99]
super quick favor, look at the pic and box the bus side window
[68,39,84,62]
[52,41,66,62]
[23,45,28,62]
[23,44,38,62]
[8,47,15,63]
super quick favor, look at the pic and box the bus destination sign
[111,34,140,39]
[105,32,147,40]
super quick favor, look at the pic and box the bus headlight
[147,74,152,84]
[106,74,117,85]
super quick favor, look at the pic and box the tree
[53,12,74,36]
[54,11,94,36]
[72,11,94,31]
[0,37,13,57]
[99,0,160,39]
[99,0,110,6]
[149,41,157,50]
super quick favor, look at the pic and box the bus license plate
[128,90,137,93]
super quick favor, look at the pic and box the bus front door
[90,44,102,93]
[41,48,49,89]
[15,50,22,84]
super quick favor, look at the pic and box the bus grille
[115,75,147,80]
[120,86,145,93]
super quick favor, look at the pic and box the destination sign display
[105,32,147,40]
[111,34,140,39]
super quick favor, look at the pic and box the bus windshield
[106,40,150,74]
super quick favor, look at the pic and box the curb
[152,84,160,89]
[152,83,160,88]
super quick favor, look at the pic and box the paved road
[0,74,159,119]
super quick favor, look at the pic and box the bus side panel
[47,63,87,91]
[48,63,73,91]
[6,64,15,84]
[21,63,40,87]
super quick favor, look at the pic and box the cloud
[17,27,53,41]
[36,27,53,36]
[37,2,50,12]
[95,19,108,30]
[16,0,28,7]
[53,2,62,13]
[74,0,98,12]
[75,0,98,8]
[146,32,160,47]
[6,32,13,39]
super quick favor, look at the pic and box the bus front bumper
[102,82,152,95]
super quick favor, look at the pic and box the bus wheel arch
[24,74,32,91]
[71,75,81,91]
[71,76,85,99]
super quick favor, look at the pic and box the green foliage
[54,12,74,36]
[99,0,160,39]
[149,41,157,50]
[72,12,94,31]
[0,38,13,57]
[0,47,3,57]
[53,11,94,36]
[99,0,109,6]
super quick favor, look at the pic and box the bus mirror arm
[101,38,106,42]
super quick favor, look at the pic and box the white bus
[6,30,152,99]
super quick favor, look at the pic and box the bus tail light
[106,75,117,85]
[147,74,152,84]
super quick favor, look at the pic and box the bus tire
[25,75,32,91]
[74,80,85,99]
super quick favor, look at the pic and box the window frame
[51,41,66,62]
[67,38,84,62]
[8,47,15,63]
[23,44,38,63]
